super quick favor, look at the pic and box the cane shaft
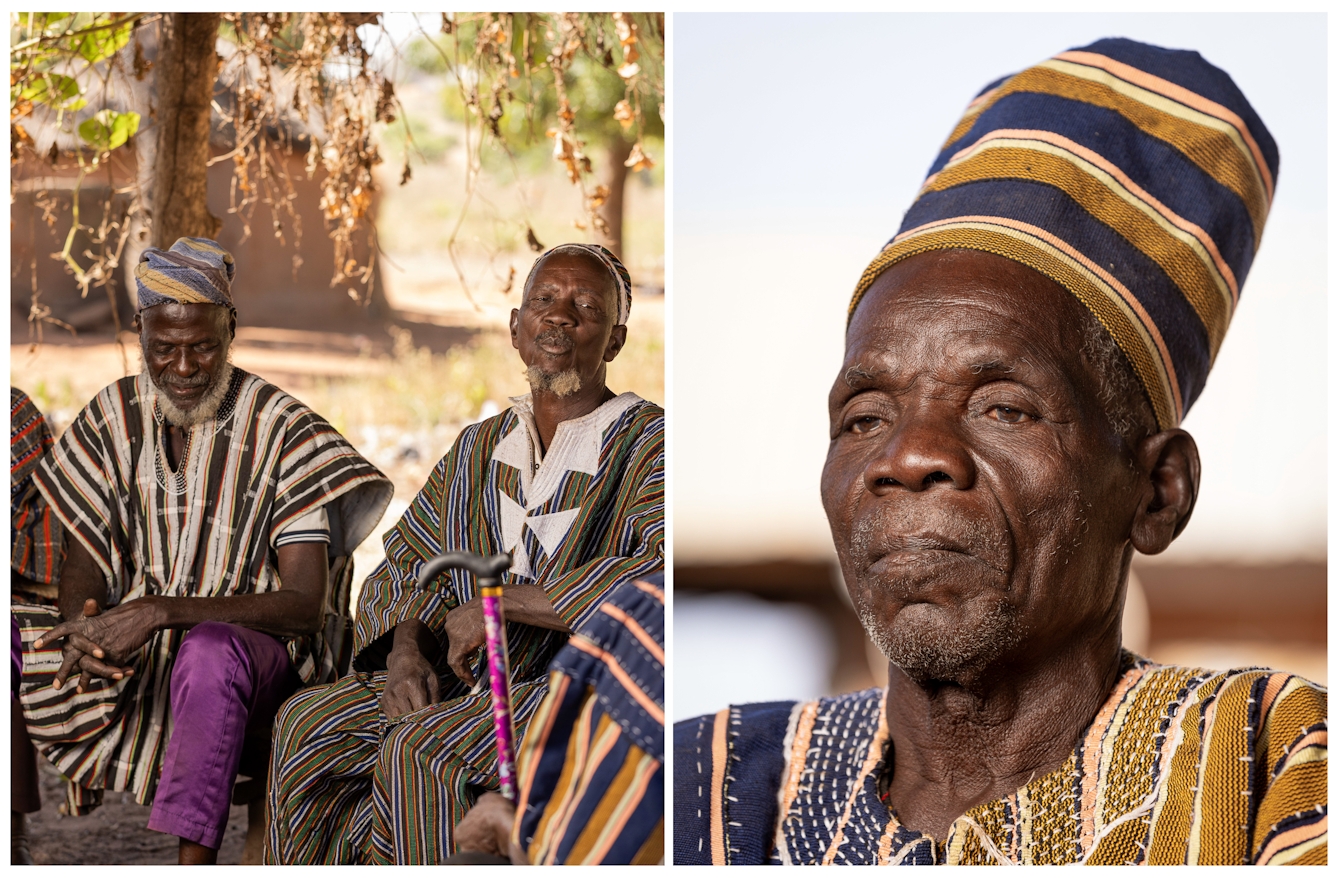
[480,583,517,801]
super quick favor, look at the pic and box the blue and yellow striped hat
[135,237,236,311]
[850,38,1277,430]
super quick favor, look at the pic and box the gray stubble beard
[854,586,1024,686]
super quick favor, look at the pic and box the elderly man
[267,243,665,864]
[13,238,393,864]
[674,39,1326,866]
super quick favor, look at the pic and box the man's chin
[857,598,1024,687]
[524,365,583,398]
[150,363,234,427]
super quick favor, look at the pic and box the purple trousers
[145,622,299,849]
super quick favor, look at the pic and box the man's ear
[1129,429,1200,555]
[603,324,628,363]
[228,309,237,341]
[509,309,520,350]
[132,312,142,333]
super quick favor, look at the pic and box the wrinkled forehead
[843,250,1093,382]
[526,249,618,301]
[140,302,232,340]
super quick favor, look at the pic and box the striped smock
[513,573,664,864]
[675,651,1327,865]
[11,387,63,586]
[16,370,392,811]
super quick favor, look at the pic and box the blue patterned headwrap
[134,237,236,311]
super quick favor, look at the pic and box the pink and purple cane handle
[416,551,517,801]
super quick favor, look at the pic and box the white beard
[146,361,235,427]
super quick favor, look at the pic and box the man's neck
[881,622,1123,841]
[529,382,616,455]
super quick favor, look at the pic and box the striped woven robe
[674,651,1328,865]
[513,573,665,865]
[11,388,64,587]
[266,391,664,864]
[15,370,392,812]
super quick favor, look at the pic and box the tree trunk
[150,13,222,248]
[600,136,634,261]
[122,21,160,317]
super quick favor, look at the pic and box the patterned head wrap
[134,237,236,311]
[849,38,1277,430]
[525,243,633,325]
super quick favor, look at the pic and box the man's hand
[35,599,136,692]
[37,596,163,667]
[443,597,487,687]
[381,638,442,719]
[454,792,525,863]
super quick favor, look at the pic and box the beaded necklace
[151,369,242,494]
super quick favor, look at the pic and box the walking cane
[416,551,519,801]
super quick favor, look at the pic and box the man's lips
[535,331,575,356]
[865,532,983,572]
[162,380,208,402]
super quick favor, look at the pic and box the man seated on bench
[15,237,392,864]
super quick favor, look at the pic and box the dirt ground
[24,758,250,865]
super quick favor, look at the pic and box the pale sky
[672,12,1326,565]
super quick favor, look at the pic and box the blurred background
[10,12,661,864]
[673,12,1326,721]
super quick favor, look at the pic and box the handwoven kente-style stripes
[11,388,63,585]
[266,393,664,864]
[513,575,665,865]
[674,651,1327,865]
[17,371,391,813]
[849,38,1278,429]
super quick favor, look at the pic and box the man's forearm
[391,617,442,662]
[500,584,571,634]
[55,539,109,622]
[149,589,324,639]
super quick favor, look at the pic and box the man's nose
[863,408,975,494]
[542,297,578,325]
[171,349,197,376]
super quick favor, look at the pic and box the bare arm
[36,542,329,673]
[148,541,330,637]
[55,538,109,623]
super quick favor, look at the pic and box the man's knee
[171,621,250,688]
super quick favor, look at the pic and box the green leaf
[19,73,80,108]
[106,110,139,149]
[16,12,70,31]
[78,110,140,152]
[75,20,133,64]
[78,116,110,152]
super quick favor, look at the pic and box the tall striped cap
[525,243,634,325]
[135,237,236,311]
[849,38,1278,430]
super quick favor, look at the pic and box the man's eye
[848,415,882,434]
[990,406,1031,424]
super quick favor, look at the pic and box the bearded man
[674,39,1326,866]
[266,243,665,864]
[13,237,393,864]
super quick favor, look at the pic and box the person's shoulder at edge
[671,688,880,866]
